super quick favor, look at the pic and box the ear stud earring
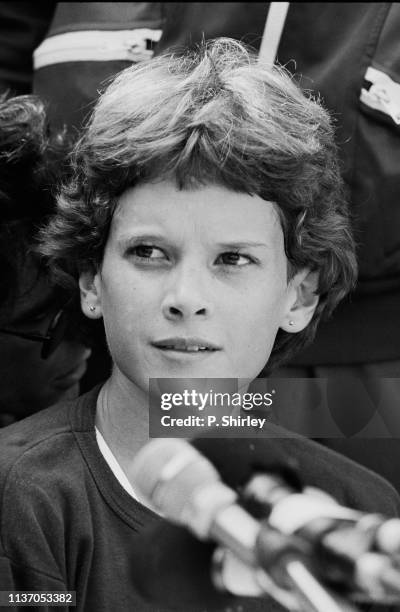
[289,320,294,326]
[89,305,96,312]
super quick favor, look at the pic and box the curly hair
[40,38,357,372]
[0,94,70,313]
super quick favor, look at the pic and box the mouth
[152,337,221,353]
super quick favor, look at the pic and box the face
[0,260,91,422]
[82,181,308,394]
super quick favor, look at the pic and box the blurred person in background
[0,1,165,388]
[0,94,91,426]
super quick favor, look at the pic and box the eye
[216,252,255,266]
[128,244,167,261]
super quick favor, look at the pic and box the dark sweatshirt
[0,385,399,611]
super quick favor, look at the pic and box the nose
[161,263,213,321]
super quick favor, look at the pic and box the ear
[79,269,103,319]
[280,269,319,333]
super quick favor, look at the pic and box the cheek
[100,270,159,344]
[223,279,287,366]
[227,277,287,333]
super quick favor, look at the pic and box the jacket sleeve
[0,1,56,95]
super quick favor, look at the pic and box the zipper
[259,2,289,67]
[33,29,163,70]
[360,66,400,125]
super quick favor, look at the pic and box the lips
[152,337,221,353]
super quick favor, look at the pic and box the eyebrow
[118,235,269,248]
[118,233,166,244]
[216,241,269,249]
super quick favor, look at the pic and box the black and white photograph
[0,3,400,611]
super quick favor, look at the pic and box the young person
[0,40,398,611]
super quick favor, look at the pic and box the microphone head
[128,438,235,536]
[127,438,201,514]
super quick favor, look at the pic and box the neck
[95,369,150,470]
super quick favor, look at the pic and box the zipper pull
[360,66,400,125]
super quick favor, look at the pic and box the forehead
[110,181,284,246]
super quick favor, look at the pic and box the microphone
[128,438,359,612]
[192,437,400,600]
[192,437,400,603]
